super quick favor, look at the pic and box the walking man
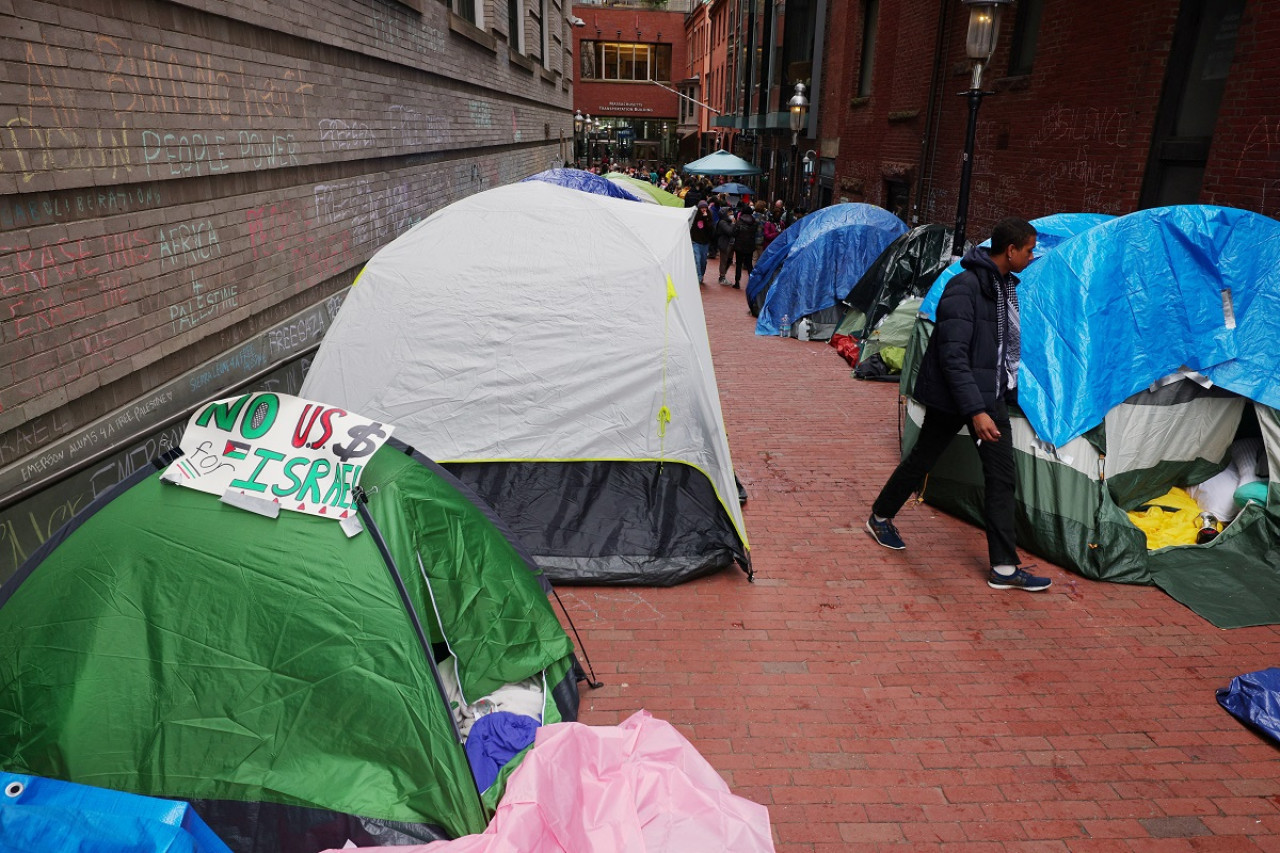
[865,217,1051,592]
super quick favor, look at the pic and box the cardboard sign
[162,393,394,520]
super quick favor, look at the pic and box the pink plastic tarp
[325,710,774,852]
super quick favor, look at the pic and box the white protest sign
[162,393,394,520]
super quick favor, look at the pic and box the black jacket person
[863,218,1052,592]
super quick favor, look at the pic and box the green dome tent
[0,400,580,850]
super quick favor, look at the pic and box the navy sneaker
[865,515,906,550]
[987,565,1052,592]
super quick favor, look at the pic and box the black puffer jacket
[913,245,1016,418]
[732,211,758,253]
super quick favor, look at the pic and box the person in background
[731,204,758,289]
[761,200,785,252]
[689,201,713,285]
[752,201,769,259]
[864,217,1051,593]
[715,198,736,284]
[772,199,791,228]
[707,196,722,262]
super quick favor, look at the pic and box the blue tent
[747,204,906,336]
[522,168,639,202]
[918,212,1114,320]
[1018,205,1280,447]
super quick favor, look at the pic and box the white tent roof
[301,181,747,546]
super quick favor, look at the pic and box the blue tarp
[919,212,1114,320]
[0,772,231,852]
[522,168,639,202]
[1217,668,1280,744]
[1019,205,1280,447]
[749,204,906,336]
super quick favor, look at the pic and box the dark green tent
[0,440,578,850]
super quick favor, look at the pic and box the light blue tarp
[522,168,639,202]
[919,212,1115,320]
[750,204,906,335]
[1019,205,1280,447]
[0,772,231,853]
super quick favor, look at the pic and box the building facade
[704,0,829,206]
[821,0,1280,234]
[571,0,691,169]
[682,0,736,161]
[0,0,574,572]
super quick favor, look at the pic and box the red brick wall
[0,0,573,470]
[1202,1,1280,216]
[571,6,688,119]
[823,0,1278,235]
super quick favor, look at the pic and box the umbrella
[712,182,754,196]
[683,149,761,176]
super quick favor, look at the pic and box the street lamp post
[574,111,584,166]
[788,83,809,210]
[952,0,1014,257]
[801,149,817,211]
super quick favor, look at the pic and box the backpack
[762,220,780,242]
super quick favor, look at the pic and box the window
[580,42,674,82]
[857,0,879,98]
[508,0,523,51]
[537,0,548,66]
[1007,0,1044,76]
[454,0,482,28]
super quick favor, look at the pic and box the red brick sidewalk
[565,271,1280,852]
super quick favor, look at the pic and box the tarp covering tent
[833,223,953,355]
[326,711,776,853]
[898,206,1280,628]
[918,212,1115,321]
[301,181,750,586]
[0,420,580,851]
[605,172,684,206]
[522,168,639,202]
[746,203,906,338]
[841,214,1109,379]
[682,149,761,176]
[0,773,232,853]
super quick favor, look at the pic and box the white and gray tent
[301,181,750,585]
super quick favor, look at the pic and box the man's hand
[971,412,1001,443]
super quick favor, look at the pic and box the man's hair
[989,217,1037,254]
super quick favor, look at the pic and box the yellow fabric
[1127,487,1206,550]
[880,346,906,373]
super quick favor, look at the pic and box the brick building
[699,0,829,207]
[0,0,574,570]
[570,0,689,169]
[821,0,1280,234]
[682,0,735,160]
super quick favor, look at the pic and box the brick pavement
[563,268,1280,852]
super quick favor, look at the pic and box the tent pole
[353,487,488,810]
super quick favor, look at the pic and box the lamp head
[962,0,1014,63]
[788,82,809,134]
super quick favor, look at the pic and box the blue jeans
[692,242,710,282]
